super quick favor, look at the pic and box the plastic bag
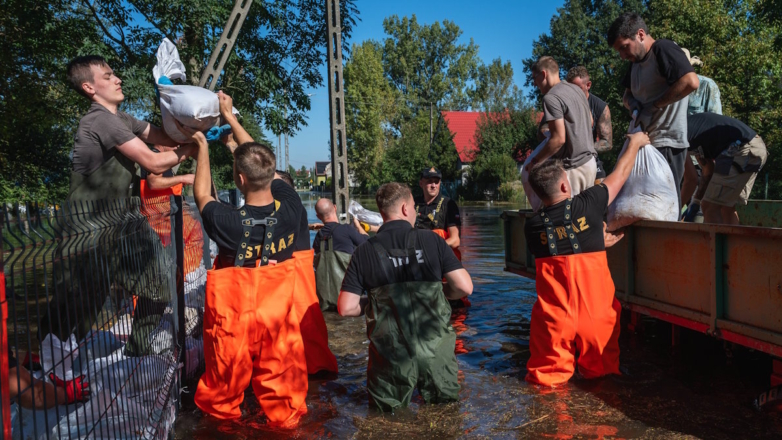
[606,119,679,230]
[153,38,237,143]
[40,334,78,381]
[348,200,383,226]
[520,134,550,212]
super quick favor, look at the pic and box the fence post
[172,195,186,389]
[1,206,10,440]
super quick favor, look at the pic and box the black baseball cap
[420,167,442,179]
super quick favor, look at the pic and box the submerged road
[175,195,782,439]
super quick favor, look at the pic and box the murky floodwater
[175,193,782,439]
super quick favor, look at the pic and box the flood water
[175,193,782,439]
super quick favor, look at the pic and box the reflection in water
[176,193,782,439]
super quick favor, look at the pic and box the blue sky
[270,0,565,171]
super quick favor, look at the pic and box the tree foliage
[523,0,782,198]
[1,0,359,200]
[471,58,520,112]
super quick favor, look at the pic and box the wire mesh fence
[1,196,211,440]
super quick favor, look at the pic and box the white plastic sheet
[348,200,383,226]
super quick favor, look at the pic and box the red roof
[441,111,483,163]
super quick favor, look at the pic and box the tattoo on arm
[595,106,613,152]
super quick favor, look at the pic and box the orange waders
[139,180,182,247]
[291,250,339,375]
[525,199,621,387]
[195,211,308,425]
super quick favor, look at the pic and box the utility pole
[199,0,253,90]
[325,0,350,219]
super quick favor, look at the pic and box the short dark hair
[375,182,412,216]
[66,55,109,98]
[528,160,566,201]
[531,56,559,76]
[566,66,590,83]
[276,170,294,187]
[234,142,276,191]
[607,12,649,46]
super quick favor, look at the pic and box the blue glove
[205,124,233,142]
[154,75,174,101]
[683,202,700,222]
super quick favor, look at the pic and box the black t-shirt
[414,195,461,230]
[621,39,695,90]
[588,93,607,142]
[687,113,757,159]
[340,220,463,295]
[313,222,368,254]
[524,184,609,258]
[202,180,309,268]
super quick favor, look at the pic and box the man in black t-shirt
[608,13,700,207]
[312,198,368,311]
[682,113,768,225]
[313,198,368,254]
[338,182,473,412]
[524,131,649,387]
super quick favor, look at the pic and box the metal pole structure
[325,0,350,219]
[198,0,254,90]
[285,131,289,172]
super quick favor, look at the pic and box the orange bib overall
[525,200,621,387]
[195,211,308,425]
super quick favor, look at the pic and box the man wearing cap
[566,66,613,154]
[415,167,462,259]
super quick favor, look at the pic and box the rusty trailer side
[502,209,782,361]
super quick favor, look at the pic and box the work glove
[50,373,91,404]
[205,124,232,142]
[682,202,701,222]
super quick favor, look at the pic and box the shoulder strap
[539,198,581,256]
[234,206,278,267]
[371,238,396,283]
[404,228,424,282]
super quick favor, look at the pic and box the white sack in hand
[153,38,237,143]
[607,120,679,230]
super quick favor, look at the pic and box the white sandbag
[606,121,679,231]
[40,334,78,381]
[520,134,550,212]
[348,200,383,226]
[153,38,237,143]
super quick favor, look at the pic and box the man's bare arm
[116,137,195,174]
[526,119,565,170]
[653,72,699,109]
[218,91,254,145]
[187,131,215,213]
[445,225,460,248]
[443,268,473,300]
[595,105,613,152]
[146,173,195,189]
[139,124,180,147]
[338,291,365,317]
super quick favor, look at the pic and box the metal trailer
[502,200,782,387]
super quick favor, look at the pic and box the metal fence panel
[2,199,184,439]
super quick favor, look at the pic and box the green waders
[40,154,169,357]
[365,229,459,412]
[314,235,352,312]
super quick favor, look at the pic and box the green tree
[468,103,539,197]
[471,58,519,112]
[344,40,396,190]
[382,15,480,128]
[0,0,359,199]
[645,0,782,199]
